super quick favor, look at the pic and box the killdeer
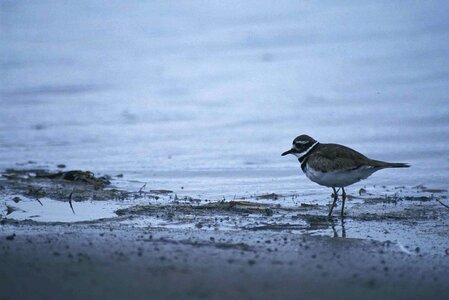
[282,135,409,217]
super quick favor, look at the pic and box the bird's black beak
[281,148,296,156]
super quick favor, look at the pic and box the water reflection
[331,219,347,238]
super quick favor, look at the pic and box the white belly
[303,164,378,187]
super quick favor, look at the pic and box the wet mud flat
[1,224,449,300]
[1,167,449,300]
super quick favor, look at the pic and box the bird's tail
[370,160,410,168]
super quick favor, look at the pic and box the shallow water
[1,1,449,253]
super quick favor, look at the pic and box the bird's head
[281,135,317,158]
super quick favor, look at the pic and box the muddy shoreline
[1,224,448,300]
[1,167,449,299]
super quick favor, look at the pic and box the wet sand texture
[1,226,448,300]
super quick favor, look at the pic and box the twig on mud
[435,198,449,210]
[28,186,44,206]
[139,182,147,194]
[36,187,44,206]
[68,188,76,214]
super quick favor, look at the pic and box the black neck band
[298,142,319,169]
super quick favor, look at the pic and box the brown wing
[306,143,373,172]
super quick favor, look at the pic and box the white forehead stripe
[295,140,309,145]
[293,141,319,159]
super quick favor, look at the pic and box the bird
[282,134,409,217]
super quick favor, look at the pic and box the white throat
[293,141,319,159]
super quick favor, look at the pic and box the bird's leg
[328,187,338,218]
[340,187,346,217]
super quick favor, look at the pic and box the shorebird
[282,135,409,217]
